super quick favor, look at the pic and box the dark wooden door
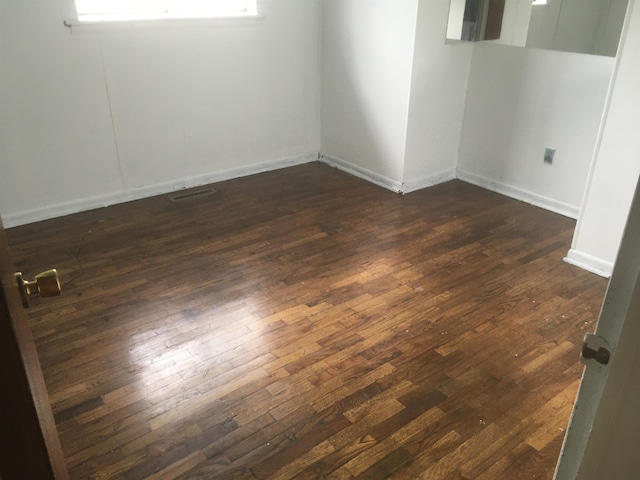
[0,217,69,479]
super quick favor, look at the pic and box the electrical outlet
[544,148,556,165]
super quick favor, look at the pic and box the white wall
[457,43,614,218]
[320,0,418,189]
[402,0,473,192]
[566,0,640,277]
[0,0,320,226]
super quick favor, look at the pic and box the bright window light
[74,0,258,22]
[532,0,548,5]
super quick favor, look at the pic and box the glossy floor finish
[7,164,607,479]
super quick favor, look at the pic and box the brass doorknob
[15,269,61,308]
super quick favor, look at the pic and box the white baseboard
[3,152,317,228]
[456,169,580,219]
[564,249,613,278]
[4,152,590,243]
[400,168,457,194]
[319,153,403,193]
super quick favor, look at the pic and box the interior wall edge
[400,168,457,194]
[564,249,614,278]
[2,151,318,229]
[456,168,580,219]
[319,152,403,193]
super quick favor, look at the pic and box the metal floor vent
[170,188,217,202]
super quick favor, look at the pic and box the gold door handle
[15,269,61,308]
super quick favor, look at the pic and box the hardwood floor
[7,163,607,479]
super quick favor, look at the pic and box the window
[74,0,258,22]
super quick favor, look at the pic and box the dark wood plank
[6,163,607,479]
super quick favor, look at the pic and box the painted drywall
[0,0,320,226]
[457,43,614,218]
[402,0,473,191]
[566,0,640,277]
[0,0,122,224]
[320,0,418,186]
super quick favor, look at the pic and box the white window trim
[64,0,262,32]
[63,14,264,33]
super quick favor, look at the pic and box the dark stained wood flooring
[7,163,608,479]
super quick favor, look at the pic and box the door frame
[0,217,69,479]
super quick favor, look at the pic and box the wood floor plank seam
[7,164,607,480]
